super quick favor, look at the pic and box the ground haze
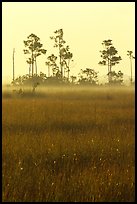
[2,86,135,202]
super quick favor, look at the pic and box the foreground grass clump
[2,86,135,202]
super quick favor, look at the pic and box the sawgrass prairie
[2,86,135,202]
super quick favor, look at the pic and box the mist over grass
[2,86,135,202]
[2,84,135,98]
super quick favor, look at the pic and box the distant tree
[12,48,15,82]
[12,76,23,86]
[50,29,73,79]
[78,68,98,85]
[45,54,58,77]
[70,75,77,84]
[32,82,40,93]
[99,39,122,83]
[39,72,47,80]
[60,46,73,80]
[127,51,135,84]
[50,29,65,77]
[107,70,124,85]
[23,33,47,76]
[55,70,62,79]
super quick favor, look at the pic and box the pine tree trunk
[59,39,62,78]
[35,58,37,75]
[48,65,50,77]
[108,58,110,83]
[109,60,112,84]
[68,59,70,81]
[13,49,15,81]
[32,51,34,77]
[29,64,31,77]
[130,57,132,84]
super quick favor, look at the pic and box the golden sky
[2,2,135,83]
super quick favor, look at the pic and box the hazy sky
[2,2,135,83]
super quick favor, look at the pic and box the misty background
[2,2,135,84]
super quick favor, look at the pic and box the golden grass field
[2,86,135,202]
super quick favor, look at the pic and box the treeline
[12,29,135,87]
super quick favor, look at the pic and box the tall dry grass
[2,86,135,202]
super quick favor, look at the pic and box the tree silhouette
[99,39,122,83]
[127,51,135,84]
[40,72,47,80]
[45,54,58,77]
[23,33,47,77]
[50,29,73,80]
[70,75,77,84]
[78,68,98,85]
[107,70,123,85]
[50,29,66,77]
[12,48,15,82]
[60,46,73,80]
